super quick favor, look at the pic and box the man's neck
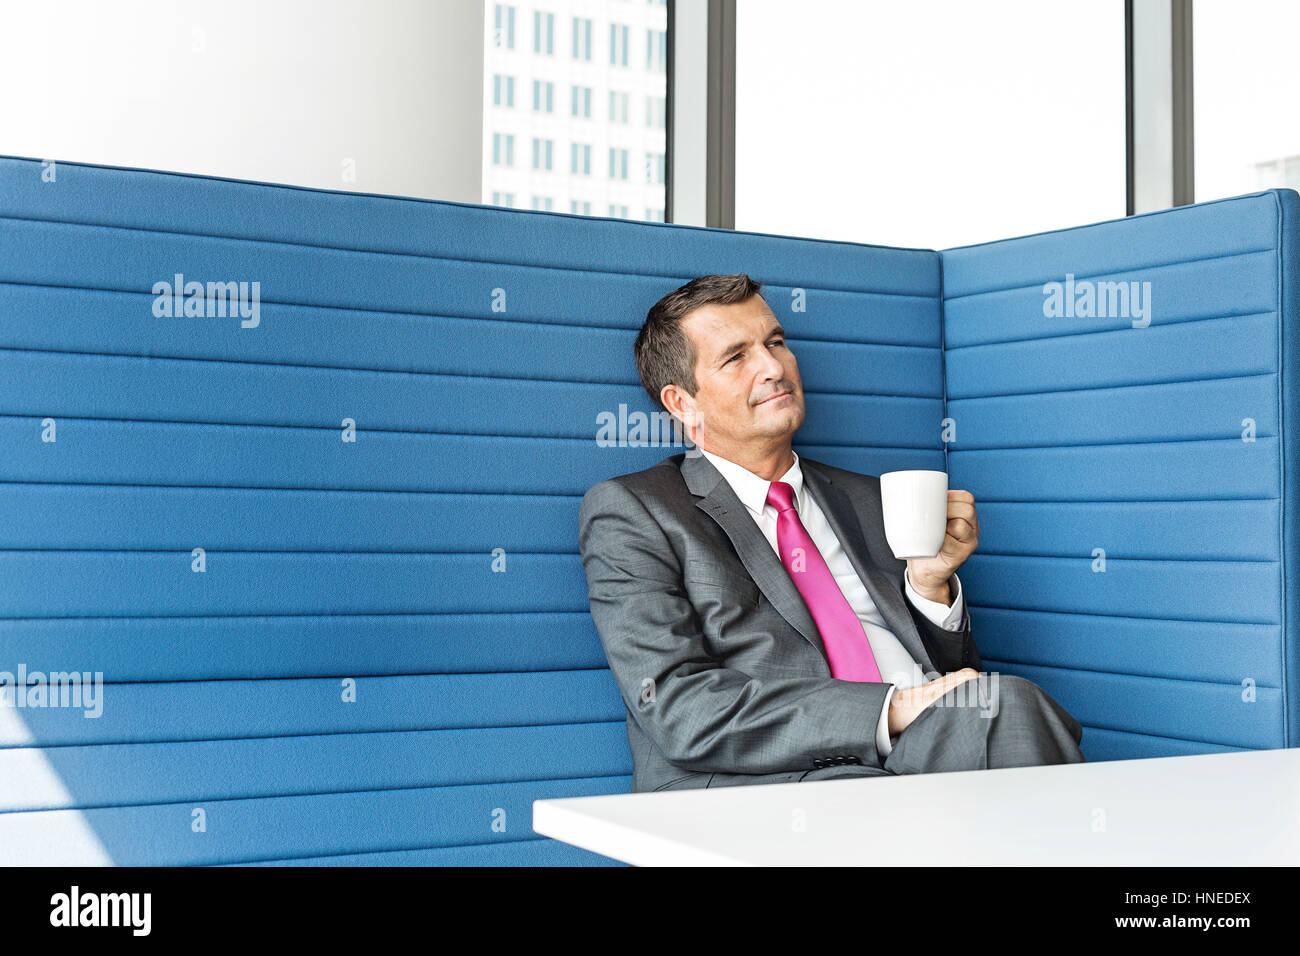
[698,442,796,482]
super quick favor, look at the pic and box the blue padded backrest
[941,190,1300,762]
[0,155,943,865]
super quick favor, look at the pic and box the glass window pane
[735,0,1125,248]
[1194,0,1300,200]
[485,1,666,215]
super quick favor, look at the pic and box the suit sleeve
[903,570,982,674]
[578,477,892,773]
[905,568,966,631]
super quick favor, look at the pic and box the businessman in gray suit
[578,273,1085,793]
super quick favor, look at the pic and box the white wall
[0,0,485,201]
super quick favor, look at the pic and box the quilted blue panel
[941,189,1300,762]
[0,155,943,865]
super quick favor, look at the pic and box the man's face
[671,295,806,453]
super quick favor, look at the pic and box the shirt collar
[698,447,805,519]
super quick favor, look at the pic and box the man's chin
[752,409,804,437]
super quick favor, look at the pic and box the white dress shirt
[699,448,966,759]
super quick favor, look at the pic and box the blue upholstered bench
[0,155,1296,865]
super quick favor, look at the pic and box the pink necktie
[766,480,882,682]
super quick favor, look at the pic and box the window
[644,151,665,185]
[531,196,554,210]
[645,207,665,222]
[1193,0,1300,201]
[645,94,665,128]
[492,74,515,107]
[646,28,666,71]
[493,4,515,49]
[571,85,592,118]
[491,190,516,206]
[483,1,667,221]
[570,199,592,214]
[570,142,591,175]
[531,137,553,170]
[735,0,1124,248]
[571,17,592,60]
[607,203,630,219]
[533,10,554,54]
[609,23,629,66]
[608,147,629,180]
[492,132,515,166]
[609,90,628,124]
[532,79,554,113]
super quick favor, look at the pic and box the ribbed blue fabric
[0,155,943,865]
[941,189,1300,762]
[2,155,1293,863]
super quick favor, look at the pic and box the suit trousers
[667,674,1085,790]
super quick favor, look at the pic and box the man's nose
[757,345,786,379]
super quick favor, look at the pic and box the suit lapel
[682,451,826,657]
[680,451,936,673]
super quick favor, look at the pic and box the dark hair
[635,273,764,411]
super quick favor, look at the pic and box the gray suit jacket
[577,450,984,793]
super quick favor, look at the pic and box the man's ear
[661,385,702,446]
[661,384,691,424]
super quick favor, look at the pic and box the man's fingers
[939,668,979,694]
[896,668,982,712]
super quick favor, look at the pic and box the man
[578,273,1085,792]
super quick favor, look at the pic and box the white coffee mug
[879,470,949,559]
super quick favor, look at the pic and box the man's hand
[906,490,979,603]
[887,668,980,737]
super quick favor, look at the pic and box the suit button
[813,759,825,769]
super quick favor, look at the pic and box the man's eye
[770,338,785,347]
[725,354,741,365]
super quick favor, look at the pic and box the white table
[534,747,1300,865]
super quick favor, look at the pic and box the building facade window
[570,142,591,175]
[570,85,592,118]
[644,150,665,184]
[608,147,629,180]
[645,94,665,128]
[609,23,628,66]
[532,79,554,112]
[609,90,629,124]
[492,132,516,166]
[493,4,515,49]
[646,28,666,71]
[571,17,592,60]
[532,137,554,170]
[533,10,554,53]
[492,74,516,107]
